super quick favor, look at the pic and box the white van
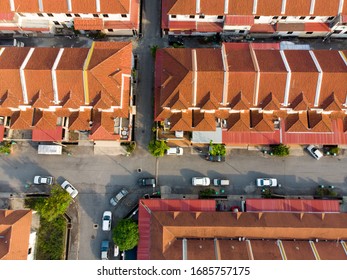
[166,147,183,155]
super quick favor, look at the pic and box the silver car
[110,188,129,206]
[33,176,54,185]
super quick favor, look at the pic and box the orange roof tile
[250,24,276,33]
[227,112,250,131]
[42,0,68,13]
[10,109,34,129]
[260,92,281,111]
[192,111,216,131]
[14,0,39,13]
[68,109,92,131]
[74,18,104,30]
[229,0,254,15]
[32,110,58,130]
[167,0,196,15]
[169,111,192,131]
[0,210,32,260]
[229,91,251,110]
[322,93,342,111]
[308,111,332,132]
[314,0,340,16]
[290,92,311,111]
[285,0,311,15]
[256,0,282,16]
[285,112,309,132]
[251,110,274,131]
[201,92,220,110]
[71,0,96,13]
[100,0,130,13]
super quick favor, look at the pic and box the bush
[199,188,217,198]
[0,141,11,154]
[270,144,289,156]
[329,146,340,155]
[121,141,136,154]
[113,219,139,251]
[148,140,169,157]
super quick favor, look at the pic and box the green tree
[271,144,290,157]
[150,45,159,58]
[34,185,72,222]
[113,219,139,251]
[148,140,169,157]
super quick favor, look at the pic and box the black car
[138,178,156,188]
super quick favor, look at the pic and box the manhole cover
[93,224,99,229]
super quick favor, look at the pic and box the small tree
[271,144,290,157]
[150,45,159,58]
[33,185,72,222]
[113,219,139,251]
[148,140,169,157]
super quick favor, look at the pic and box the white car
[102,211,112,231]
[166,147,183,155]
[256,178,278,187]
[192,177,210,186]
[60,180,79,198]
[213,179,230,186]
[307,145,323,160]
[33,176,54,185]
[110,188,128,206]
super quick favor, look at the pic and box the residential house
[0,209,35,260]
[0,0,140,36]
[154,43,347,146]
[137,199,347,260]
[0,42,134,144]
[162,0,347,38]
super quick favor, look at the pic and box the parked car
[114,244,119,257]
[110,188,128,206]
[138,178,156,188]
[307,145,323,160]
[60,180,79,198]
[213,179,230,186]
[256,178,279,187]
[192,177,210,186]
[166,147,183,155]
[101,240,110,260]
[33,176,54,185]
[102,211,112,231]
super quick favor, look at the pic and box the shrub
[0,141,11,154]
[113,219,139,251]
[270,144,289,156]
[199,188,216,198]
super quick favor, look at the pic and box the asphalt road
[1,143,347,259]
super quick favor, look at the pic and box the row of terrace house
[154,43,347,146]
[0,42,135,144]
[0,0,140,36]
[162,0,347,38]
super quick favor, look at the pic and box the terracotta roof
[74,18,104,31]
[201,92,220,110]
[308,111,332,132]
[169,111,192,131]
[10,109,34,129]
[145,208,347,260]
[256,0,282,16]
[229,92,251,110]
[192,111,216,131]
[285,112,309,132]
[290,93,311,111]
[196,21,223,32]
[314,0,341,16]
[228,0,254,15]
[68,109,92,131]
[322,93,342,111]
[32,109,58,130]
[250,24,276,33]
[251,110,274,131]
[285,0,311,15]
[225,15,254,26]
[32,126,63,142]
[227,112,250,131]
[0,210,32,260]
[260,92,281,111]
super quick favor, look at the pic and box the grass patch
[35,216,67,260]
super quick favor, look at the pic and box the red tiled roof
[304,23,331,32]
[137,199,216,260]
[0,210,32,260]
[246,199,340,213]
[250,24,276,33]
[74,18,104,30]
[196,22,223,32]
[168,21,196,30]
[225,15,254,26]
[10,109,34,130]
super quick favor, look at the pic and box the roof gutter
[309,0,316,15]
[280,50,291,106]
[192,49,198,106]
[83,41,96,105]
[252,0,258,15]
[20,48,35,105]
[249,46,260,106]
[52,48,65,105]
[309,50,323,107]
[281,0,287,15]
[221,44,229,106]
